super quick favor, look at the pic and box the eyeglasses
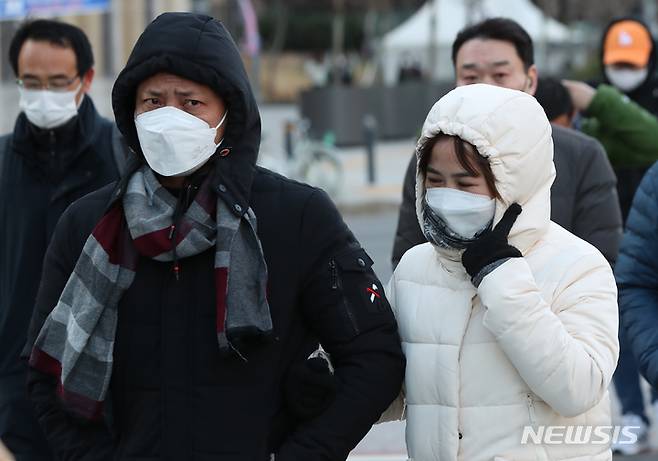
[16,75,80,92]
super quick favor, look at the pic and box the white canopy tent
[380,0,578,84]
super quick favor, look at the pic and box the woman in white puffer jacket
[384,84,619,461]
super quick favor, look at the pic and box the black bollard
[284,120,295,160]
[363,114,377,185]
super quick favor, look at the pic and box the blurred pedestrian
[616,161,658,456]
[533,76,575,128]
[567,17,658,455]
[601,18,658,115]
[536,78,658,454]
[536,77,658,219]
[0,19,126,461]
[392,18,622,271]
[382,83,618,461]
[25,13,404,460]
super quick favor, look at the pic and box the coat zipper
[169,184,194,282]
[329,259,360,335]
[526,393,537,426]
[456,300,475,453]
[49,130,56,171]
[329,260,339,289]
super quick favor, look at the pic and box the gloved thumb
[493,203,522,237]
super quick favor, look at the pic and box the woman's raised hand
[462,204,523,281]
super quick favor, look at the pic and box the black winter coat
[26,13,404,461]
[0,96,123,460]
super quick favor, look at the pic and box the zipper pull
[168,224,176,240]
[173,263,180,281]
[329,260,338,289]
[526,393,537,426]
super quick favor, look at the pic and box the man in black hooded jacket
[25,12,404,461]
[0,20,126,460]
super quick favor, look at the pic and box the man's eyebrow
[492,60,511,67]
[21,74,71,80]
[142,89,163,97]
[460,63,479,70]
[174,89,197,97]
[48,73,73,79]
[21,73,71,80]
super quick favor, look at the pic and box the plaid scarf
[29,166,272,420]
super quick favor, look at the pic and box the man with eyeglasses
[0,19,126,460]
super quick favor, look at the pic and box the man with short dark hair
[392,17,622,268]
[0,19,126,460]
[534,77,575,127]
[25,13,404,460]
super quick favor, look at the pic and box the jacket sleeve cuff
[472,258,513,287]
[477,257,542,337]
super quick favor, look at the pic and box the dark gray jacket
[392,124,623,267]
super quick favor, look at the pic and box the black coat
[26,13,404,461]
[0,96,122,460]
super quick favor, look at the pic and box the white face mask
[19,85,81,130]
[425,187,496,239]
[135,106,228,177]
[605,66,649,92]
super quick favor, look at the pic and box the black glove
[285,357,337,421]
[462,204,523,280]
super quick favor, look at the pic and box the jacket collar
[12,95,102,180]
[13,95,97,152]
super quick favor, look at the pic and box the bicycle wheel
[299,146,344,197]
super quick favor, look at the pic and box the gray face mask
[422,199,491,250]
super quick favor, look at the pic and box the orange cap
[604,20,653,67]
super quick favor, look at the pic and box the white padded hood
[415,84,555,256]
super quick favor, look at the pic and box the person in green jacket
[537,77,658,220]
[536,76,658,456]
[565,81,658,170]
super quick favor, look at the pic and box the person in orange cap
[602,18,657,112]
[599,17,658,457]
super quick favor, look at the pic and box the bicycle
[258,119,343,198]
